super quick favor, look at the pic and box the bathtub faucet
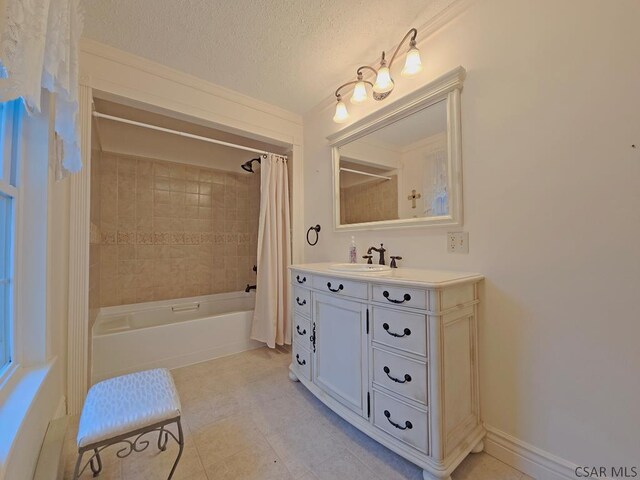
[245,284,256,293]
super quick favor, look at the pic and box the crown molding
[417,0,476,39]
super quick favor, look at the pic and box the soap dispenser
[349,236,357,263]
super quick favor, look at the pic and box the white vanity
[288,263,484,480]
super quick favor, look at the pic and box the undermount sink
[328,263,392,274]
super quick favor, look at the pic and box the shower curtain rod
[339,167,392,181]
[92,112,279,157]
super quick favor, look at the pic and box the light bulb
[373,66,394,94]
[333,98,349,123]
[401,46,422,77]
[350,81,368,104]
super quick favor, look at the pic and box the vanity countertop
[290,263,483,289]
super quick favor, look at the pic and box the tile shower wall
[340,176,399,224]
[98,153,260,307]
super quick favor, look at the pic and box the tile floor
[63,347,532,480]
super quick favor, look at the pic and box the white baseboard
[484,425,579,480]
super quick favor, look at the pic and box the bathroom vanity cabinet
[289,263,485,480]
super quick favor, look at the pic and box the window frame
[0,100,21,385]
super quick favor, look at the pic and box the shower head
[241,157,261,173]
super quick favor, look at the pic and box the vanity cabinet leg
[471,439,484,453]
[288,364,299,382]
[422,471,451,480]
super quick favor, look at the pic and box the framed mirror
[328,66,465,231]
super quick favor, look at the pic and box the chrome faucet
[367,243,387,265]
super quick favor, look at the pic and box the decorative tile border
[90,222,101,245]
[117,231,136,244]
[102,230,247,246]
[101,231,116,244]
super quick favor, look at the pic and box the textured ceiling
[83,0,453,114]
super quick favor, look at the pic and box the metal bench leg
[166,419,184,480]
[89,448,102,477]
[72,450,84,480]
[158,425,168,451]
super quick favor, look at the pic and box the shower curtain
[251,153,291,348]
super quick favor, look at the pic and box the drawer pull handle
[295,354,306,366]
[383,291,411,304]
[296,275,307,284]
[296,325,307,335]
[327,282,344,293]
[382,323,411,338]
[384,410,413,430]
[383,366,412,384]
[296,297,307,306]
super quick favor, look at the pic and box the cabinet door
[313,293,368,416]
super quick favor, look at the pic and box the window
[0,100,19,374]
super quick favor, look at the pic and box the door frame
[67,39,304,414]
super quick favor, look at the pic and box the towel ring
[306,224,321,246]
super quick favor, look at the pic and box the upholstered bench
[72,369,183,479]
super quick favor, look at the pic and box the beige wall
[303,0,640,468]
[340,176,398,224]
[95,152,259,306]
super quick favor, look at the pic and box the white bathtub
[91,291,262,383]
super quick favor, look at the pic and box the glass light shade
[401,47,423,77]
[373,66,394,94]
[350,81,368,104]
[333,99,349,123]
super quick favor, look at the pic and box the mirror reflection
[338,99,448,225]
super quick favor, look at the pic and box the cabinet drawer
[312,275,367,300]
[372,307,427,357]
[372,284,427,310]
[293,313,312,349]
[292,271,311,287]
[292,342,311,381]
[293,287,311,317]
[373,390,429,454]
[440,283,475,310]
[372,347,427,405]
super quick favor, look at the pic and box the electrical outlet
[447,231,469,254]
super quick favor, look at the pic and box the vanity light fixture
[332,95,350,123]
[350,72,369,104]
[333,28,423,123]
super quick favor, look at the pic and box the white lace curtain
[0,0,84,176]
